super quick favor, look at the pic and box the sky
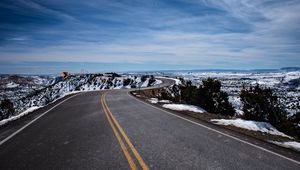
[0,0,299,74]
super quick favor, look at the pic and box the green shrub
[180,78,235,116]
[148,75,156,87]
[240,84,287,125]
[141,75,148,82]
[238,84,300,138]
[106,72,121,79]
[131,84,137,88]
[288,112,300,138]
[0,99,15,120]
[279,112,300,139]
[123,78,132,86]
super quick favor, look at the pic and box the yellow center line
[102,92,149,170]
[100,94,137,170]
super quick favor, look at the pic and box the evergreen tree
[123,78,131,86]
[180,78,235,116]
[180,80,197,104]
[279,112,300,139]
[0,99,15,120]
[240,84,287,128]
[141,75,148,82]
[289,112,300,138]
[213,91,235,116]
[148,75,156,87]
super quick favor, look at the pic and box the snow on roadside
[0,75,162,126]
[168,78,181,85]
[148,98,172,104]
[0,106,40,126]
[156,76,181,85]
[159,100,171,103]
[211,118,292,138]
[0,91,83,127]
[148,98,158,104]
[162,104,206,113]
[270,141,300,152]
[154,79,163,85]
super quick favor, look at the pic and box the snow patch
[168,78,181,85]
[148,98,158,104]
[6,82,19,88]
[141,78,149,87]
[211,118,292,138]
[159,100,171,103]
[162,104,206,113]
[148,98,172,104]
[157,76,181,85]
[0,106,40,126]
[154,79,163,85]
[270,141,300,152]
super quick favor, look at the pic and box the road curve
[0,78,299,169]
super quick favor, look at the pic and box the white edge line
[0,93,81,146]
[127,91,300,165]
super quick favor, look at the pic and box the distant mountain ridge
[127,67,300,75]
[280,67,300,71]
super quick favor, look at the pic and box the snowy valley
[137,68,300,116]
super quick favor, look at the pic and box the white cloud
[0,0,299,69]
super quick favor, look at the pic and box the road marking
[100,94,137,170]
[102,93,149,170]
[128,91,300,165]
[0,93,81,146]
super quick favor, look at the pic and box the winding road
[0,78,299,169]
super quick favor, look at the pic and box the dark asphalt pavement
[0,78,299,169]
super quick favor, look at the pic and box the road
[0,78,299,169]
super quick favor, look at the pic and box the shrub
[200,78,235,116]
[141,75,148,82]
[288,112,300,138]
[75,86,81,91]
[240,84,287,125]
[213,91,236,117]
[131,84,137,88]
[279,112,300,139]
[180,78,235,116]
[0,99,15,120]
[123,78,132,86]
[148,75,156,87]
[202,78,221,93]
[180,81,198,104]
[106,78,113,87]
[106,72,121,79]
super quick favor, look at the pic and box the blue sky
[0,0,299,74]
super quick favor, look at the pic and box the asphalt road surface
[0,78,299,169]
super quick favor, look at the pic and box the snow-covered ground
[159,100,172,103]
[148,98,171,104]
[162,104,206,113]
[0,75,55,104]
[0,74,162,124]
[153,79,163,85]
[0,106,40,126]
[6,82,19,88]
[270,141,300,152]
[148,98,159,104]
[163,77,181,85]
[144,69,300,116]
[211,118,292,138]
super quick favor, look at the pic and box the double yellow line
[100,92,149,170]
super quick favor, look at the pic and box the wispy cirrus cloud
[0,0,299,73]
